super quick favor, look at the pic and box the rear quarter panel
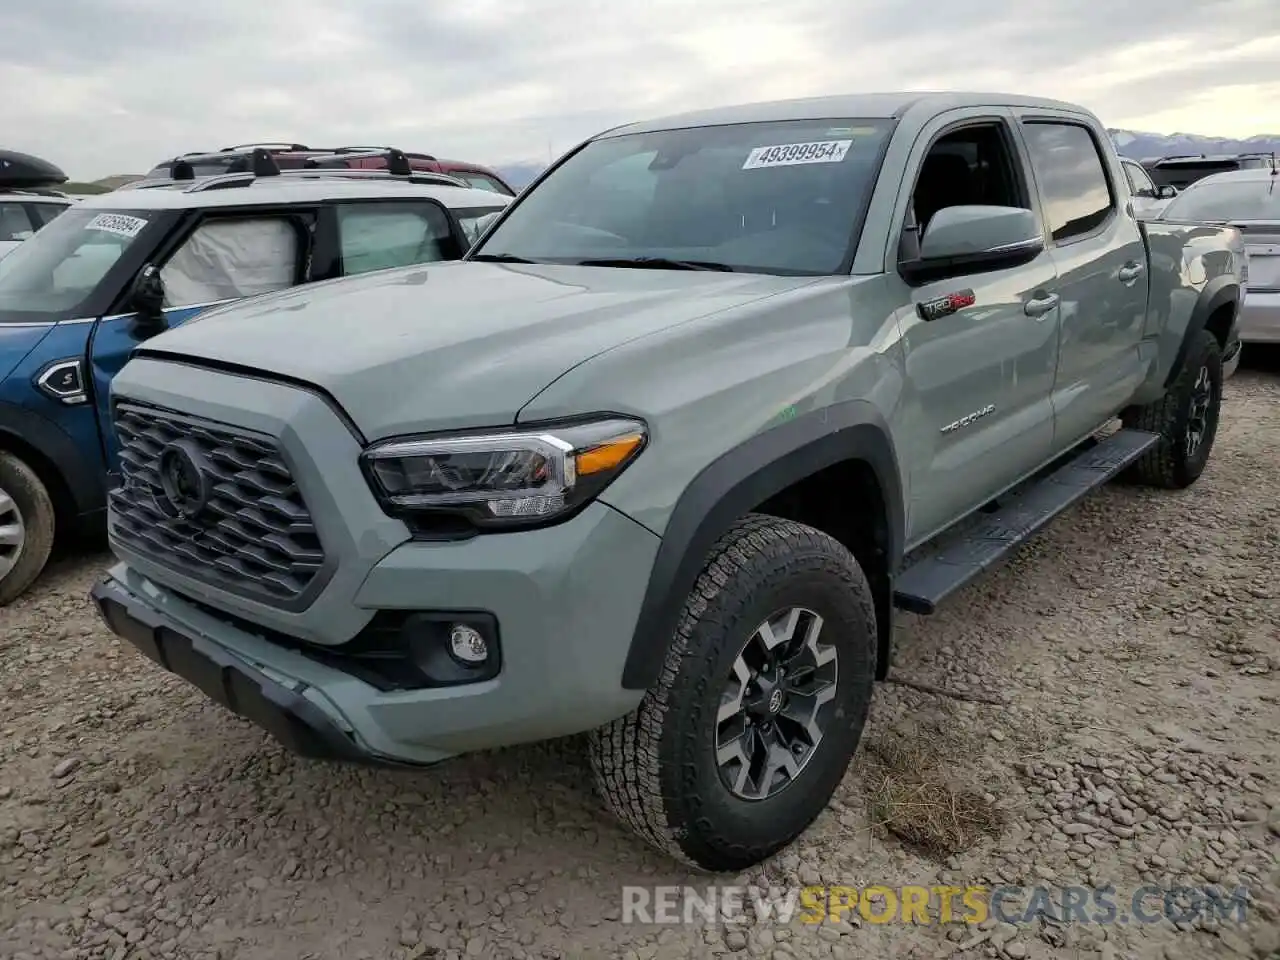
[1134,220,1244,402]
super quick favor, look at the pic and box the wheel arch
[1164,278,1239,390]
[0,402,106,536]
[620,400,905,691]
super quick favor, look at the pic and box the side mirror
[1157,185,1178,199]
[900,205,1044,285]
[129,264,167,336]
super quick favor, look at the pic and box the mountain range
[1107,128,1280,162]
[494,129,1280,190]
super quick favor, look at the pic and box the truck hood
[138,260,820,439]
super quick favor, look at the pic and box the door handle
[1118,262,1145,282]
[1023,293,1060,318]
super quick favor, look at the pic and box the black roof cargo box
[0,150,69,189]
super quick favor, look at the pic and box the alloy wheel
[714,606,839,801]
[0,485,27,580]
[1185,364,1216,459]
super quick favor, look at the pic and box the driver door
[90,210,314,477]
[893,111,1062,545]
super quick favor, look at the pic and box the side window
[31,203,71,227]
[1122,161,1156,198]
[160,217,300,308]
[456,173,511,195]
[454,206,507,246]
[908,122,1024,244]
[0,202,36,242]
[1021,122,1115,243]
[336,201,454,276]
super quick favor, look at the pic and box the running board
[893,429,1159,615]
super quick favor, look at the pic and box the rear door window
[1021,121,1116,242]
[0,202,36,242]
[453,172,513,195]
[336,201,456,275]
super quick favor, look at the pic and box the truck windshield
[1161,178,1280,223]
[0,207,155,319]
[471,118,895,276]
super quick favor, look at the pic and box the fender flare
[0,401,106,521]
[1165,278,1240,389]
[620,399,905,690]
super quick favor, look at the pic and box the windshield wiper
[468,252,539,264]
[572,256,736,272]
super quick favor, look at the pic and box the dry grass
[861,737,1004,859]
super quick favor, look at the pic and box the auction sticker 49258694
[85,213,149,239]
[742,140,853,170]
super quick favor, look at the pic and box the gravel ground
[2,364,1278,960]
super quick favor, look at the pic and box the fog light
[449,624,489,664]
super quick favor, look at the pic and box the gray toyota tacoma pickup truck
[90,92,1245,872]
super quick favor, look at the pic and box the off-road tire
[0,451,55,606]
[1121,329,1223,489]
[589,513,877,872]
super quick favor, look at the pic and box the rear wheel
[0,451,56,605]
[1122,328,1223,489]
[589,514,877,871]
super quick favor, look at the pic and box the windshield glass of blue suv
[0,207,155,316]
[473,118,895,275]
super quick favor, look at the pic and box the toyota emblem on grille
[157,441,214,520]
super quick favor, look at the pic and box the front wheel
[589,514,877,871]
[0,451,56,605]
[1122,328,1223,489]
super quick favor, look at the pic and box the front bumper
[97,357,662,764]
[91,575,376,765]
[93,499,659,766]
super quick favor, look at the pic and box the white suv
[0,191,75,259]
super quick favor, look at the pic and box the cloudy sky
[4,0,1278,180]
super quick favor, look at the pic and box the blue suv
[0,150,509,602]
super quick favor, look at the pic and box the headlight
[361,416,647,528]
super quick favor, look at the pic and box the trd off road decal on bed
[741,140,854,169]
[917,290,976,322]
[85,213,148,239]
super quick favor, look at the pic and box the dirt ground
[2,363,1278,960]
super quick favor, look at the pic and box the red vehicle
[143,142,516,196]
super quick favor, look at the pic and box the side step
[893,428,1159,615]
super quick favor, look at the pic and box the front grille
[108,401,329,608]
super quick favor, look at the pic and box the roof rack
[179,150,469,193]
[1153,151,1274,165]
[142,146,469,193]
[331,145,438,161]
[280,168,468,187]
[219,142,312,152]
[302,147,416,175]
[170,147,281,183]
[0,185,71,198]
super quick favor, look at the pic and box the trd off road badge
[917,289,976,322]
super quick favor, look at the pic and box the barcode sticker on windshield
[85,213,148,239]
[742,140,853,170]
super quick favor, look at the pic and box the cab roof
[72,177,510,213]
[602,91,1092,138]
